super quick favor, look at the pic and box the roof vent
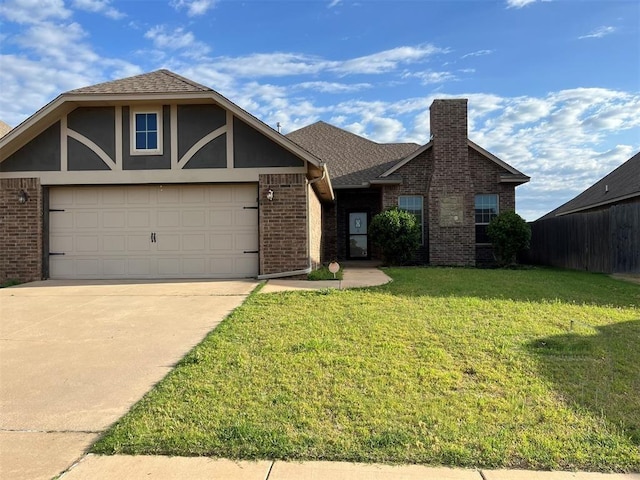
[605,184,609,193]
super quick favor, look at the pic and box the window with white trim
[130,108,162,155]
[398,195,424,245]
[475,194,499,244]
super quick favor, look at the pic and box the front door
[348,211,368,259]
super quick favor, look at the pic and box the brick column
[0,178,43,283]
[428,99,475,266]
[259,173,309,276]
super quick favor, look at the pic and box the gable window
[475,194,499,244]
[131,108,162,155]
[398,195,424,245]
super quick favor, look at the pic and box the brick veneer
[428,99,476,266]
[259,173,310,275]
[0,178,42,283]
[382,148,434,263]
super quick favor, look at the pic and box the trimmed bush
[487,211,531,266]
[369,208,421,265]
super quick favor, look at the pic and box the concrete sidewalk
[61,455,640,479]
[260,265,392,293]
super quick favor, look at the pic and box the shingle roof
[66,69,212,95]
[539,151,640,220]
[0,120,11,138]
[286,121,419,186]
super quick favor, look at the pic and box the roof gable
[539,151,640,219]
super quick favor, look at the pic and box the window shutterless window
[130,108,162,155]
[398,195,424,245]
[475,194,498,244]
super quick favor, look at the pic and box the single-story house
[0,69,529,282]
[530,151,639,273]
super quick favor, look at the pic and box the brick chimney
[427,99,476,266]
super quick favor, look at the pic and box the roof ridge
[157,69,212,92]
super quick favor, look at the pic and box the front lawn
[93,268,640,472]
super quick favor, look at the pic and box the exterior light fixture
[266,189,274,201]
[18,189,29,204]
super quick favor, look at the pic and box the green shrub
[369,208,421,265]
[487,211,531,266]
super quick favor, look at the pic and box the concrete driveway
[0,279,257,480]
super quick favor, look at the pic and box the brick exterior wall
[428,99,476,266]
[308,184,322,268]
[469,146,517,266]
[0,178,43,283]
[382,148,435,263]
[259,173,310,275]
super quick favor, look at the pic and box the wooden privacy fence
[528,203,640,274]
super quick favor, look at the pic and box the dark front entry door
[348,211,368,258]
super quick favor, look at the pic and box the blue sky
[1,0,638,220]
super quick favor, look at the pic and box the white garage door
[49,184,259,279]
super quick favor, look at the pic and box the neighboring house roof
[287,121,420,187]
[0,70,333,201]
[538,151,640,220]
[0,121,11,138]
[287,120,529,188]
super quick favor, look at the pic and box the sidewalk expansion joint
[1,428,100,434]
[264,460,275,479]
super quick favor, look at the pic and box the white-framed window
[398,195,424,245]
[475,194,499,244]
[130,108,162,155]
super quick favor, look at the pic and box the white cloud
[72,0,125,19]
[506,0,539,8]
[461,49,493,59]
[144,26,211,55]
[578,26,616,40]
[337,44,445,75]
[295,81,371,93]
[171,0,217,16]
[0,0,70,24]
[404,70,457,85]
[328,0,341,7]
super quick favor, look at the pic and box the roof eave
[499,174,530,185]
[555,191,640,217]
[370,178,402,185]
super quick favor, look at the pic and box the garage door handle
[151,233,157,243]
[49,252,65,256]
[244,250,259,254]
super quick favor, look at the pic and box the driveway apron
[0,279,257,480]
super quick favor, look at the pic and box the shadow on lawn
[380,267,640,308]
[527,319,640,445]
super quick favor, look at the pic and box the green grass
[307,265,344,281]
[0,279,21,288]
[92,267,640,472]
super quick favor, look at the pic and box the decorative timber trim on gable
[0,70,334,202]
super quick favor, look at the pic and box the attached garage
[48,184,259,279]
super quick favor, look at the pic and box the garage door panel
[210,234,233,250]
[75,212,99,229]
[76,236,99,252]
[103,236,126,252]
[128,234,152,251]
[210,210,232,226]
[157,234,180,251]
[103,258,126,275]
[157,210,180,227]
[236,209,258,226]
[128,211,151,228]
[49,185,259,279]
[103,211,126,228]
